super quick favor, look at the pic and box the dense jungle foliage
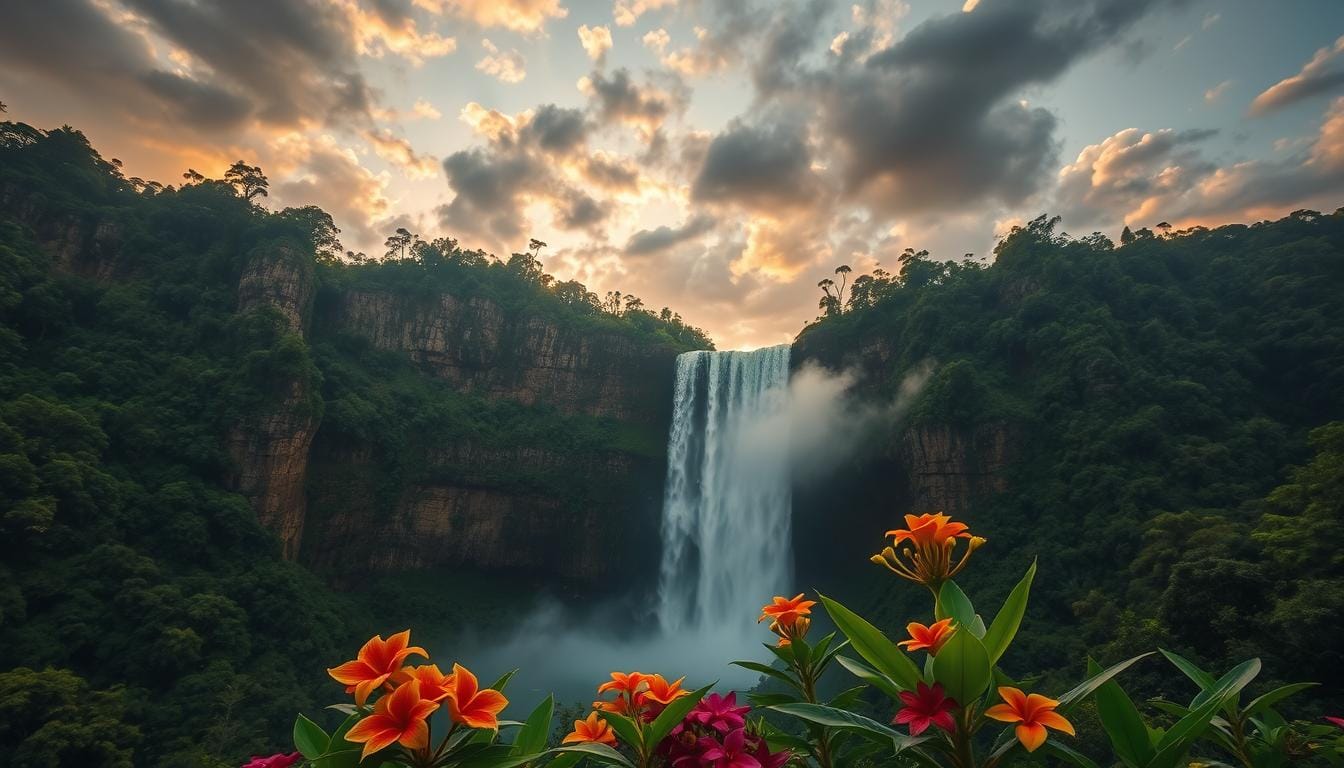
[795,210,1344,723]
[0,123,706,767]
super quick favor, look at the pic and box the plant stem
[796,657,834,768]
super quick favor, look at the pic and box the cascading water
[657,345,793,633]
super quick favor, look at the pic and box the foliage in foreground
[272,514,1344,768]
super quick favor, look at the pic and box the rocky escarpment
[225,242,318,559]
[302,440,663,583]
[321,290,678,424]
[0,182,123,276]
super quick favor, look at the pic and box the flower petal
[1016,723,1048,752]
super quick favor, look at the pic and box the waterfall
[657,345,793,633]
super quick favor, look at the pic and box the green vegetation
[0,122,707,766]
[797,212,1344,718]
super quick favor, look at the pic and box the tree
[833,264,851,308]
[182,168,206,185]
[817,278,840,317]
[384,228,416,260]
[280,206,343,261]
[1155,221,1172,237]
[223,161,268,201]
[1120,225,1135,245]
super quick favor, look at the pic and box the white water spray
[657,345,793,633]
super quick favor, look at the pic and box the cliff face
[323,290,676,423]
[0,182,123,276]
[225,243,318,559]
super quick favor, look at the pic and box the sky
[3,0,1344,349]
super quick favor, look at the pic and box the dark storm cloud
[0,0,379,135]
[808,0,1186,212]
[625,214,717,256]
[555,190,611,232]
[440,148,542,243]
[584,68,683,130]
[522,105,589,154]
[691,120,820,209]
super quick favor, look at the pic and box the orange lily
[898,619,957,655]
[769,616,812,646]
[343,679,438,761]
[984,686,1075,752]
[641,674,690,705]
[597,671,649,697]
[593,696,635,716]
[328,630,428,706]
[758,594,817,627]
[872,512,986,590]
[563,711,617,747]
[396,664,454,703]
[443,663,508,729]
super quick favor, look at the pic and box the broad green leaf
[489,669,520,693]
[311,750,361,768]
[768,703,929,754]
[792,634,813,667]
[545,754,583,768]
[596,712,642,751]
[931,629,991,705]
[764,642,796,667]
[1158,649,1216,692]
[748,692,799,707]
[812,632,836,661]
[511,694,554,757]
[1245,683,1315,717]
[1087,658,1154,768]
[293,714,330,759]
[731,660,805,694]
[458,745,542,768]
[819,594,922,690]
[1056,653,1153,714]
[829,685,868,709]
[982,559,1036,664]
[1043,740,1104,768]
[1190,659,1261,711]
[645,683,712,747]
[935,580,977,632]
[816,638,851,672]
[551,743,637,768]
[835,655,904,701]
[1149,659,1261,768]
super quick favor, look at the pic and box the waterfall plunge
[657,345,793,634]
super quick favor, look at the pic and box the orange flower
[984,686,1075,752]
[563,711,617,747]
[769,616,811,647]
[396,664,453,703]
[897,619,957,655]
[596,671,649,697]
[593,696,634,716]
[328,630,428,706]
[444,663,508,729]
[641,674,690,706]
[886,513,971,547]
[758,594,816,626]
[872,512,985,590]
[343,679,439,761]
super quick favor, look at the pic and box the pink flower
[687,692,752,734]
[750,735,791,768]
[1326,716,1344,730]
[893,682,958,736]
[242,754,302,768]
[700,729,762,768]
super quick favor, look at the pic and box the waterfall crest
[657,345,793,633]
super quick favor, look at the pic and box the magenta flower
[701,729,762,768]
[893,681,958,736]
[241,754,301,768]
[1326,716,1344,730]
[688,691,752,734]
[750,734,791,768]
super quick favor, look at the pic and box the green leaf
[310,750,361,768]
[731,660,805,694]
[982,559,1035,664]
[1244,683,1316,717]
[1043,740,1104,768]
[551,743,637,768]
[835,655,904,701]
[1056,653,1153,714]
[293,714,330,760]
[1190,659,1260,711]
[596,712,642,752]
[1088,658,1154,768]
[544,754,583,768]
[935,580,978,634]
[819,594,922,690]
[931,628,991,705]
[511,694,554,757]
[1158,649,1216,692]
[489,669,520,693]
[829,685,868,709]
[458,745,543,768]
[645,683,712,747]
[768,703,929,754]
[1148,659,1261,768]
[747,692,799,707]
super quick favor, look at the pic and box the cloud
[691,120,822,211]
[476,38,527,83]
[625,214,716,256]
[578,24,613,64]
[270,133,392,253]
[364,128,440,178]
[613,0,675,27]
[436,0,568,34]
[412,99,443,120]
[1250,35,1344,115]
[579,68,686,138]
[1205,80,1232,104]
[1056,100,1344,232]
